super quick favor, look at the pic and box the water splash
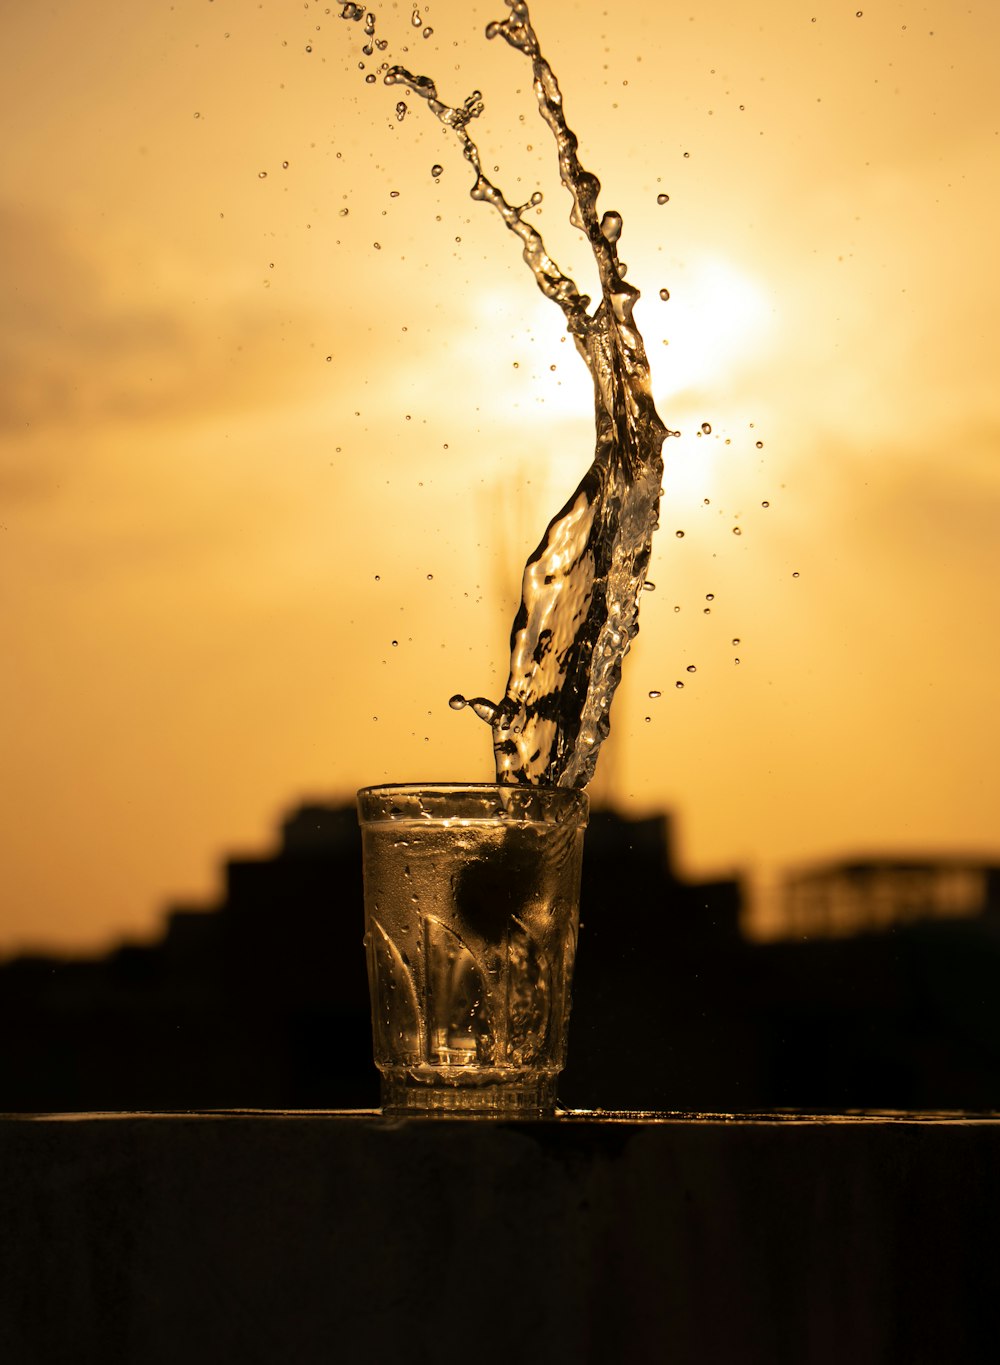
[346,1,668,789]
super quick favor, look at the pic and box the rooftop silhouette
[2,802,999,1113]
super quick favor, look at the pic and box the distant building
[777,857,1000,939]
[3,806,1000,1113]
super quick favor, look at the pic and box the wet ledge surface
[3,1110,998,1365]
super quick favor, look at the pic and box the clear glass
[357,783,589,1116]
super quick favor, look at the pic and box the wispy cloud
[0,203,325,452]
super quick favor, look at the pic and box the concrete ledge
[2,1111,998,1364]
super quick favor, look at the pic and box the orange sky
[2,0,999,952]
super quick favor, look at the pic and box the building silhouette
[2,803,1000,1113]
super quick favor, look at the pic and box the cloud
[0,202,325,454]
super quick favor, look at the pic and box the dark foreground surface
[2,1110,998,1365]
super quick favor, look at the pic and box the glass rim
[356,782,589,827]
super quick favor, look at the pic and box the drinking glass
[357,783,589,1115]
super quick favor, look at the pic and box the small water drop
[761,500,770,508]
[642,580,656,592]
[431,163,443,177]
[644,716,651,723]
[792,571,800,579]
[732,637,740,646]
[732,526,742,535]
[258,171,267,179]
[675,680,685,689]
[282,160,289,169]
[675,530,685,539]
[734,657,740,666]
[365,73,376,84]
[755,440,764,448]
[600,210,623,243]
[686,665,697,674]
[422,26,433,38]
[659,287,670,301]
[656,192,669,204]
[648,690,662,699]
[391,639,399,647]
[411,9,422,27]
[426,573,434,580]
[326,355,332,362]
[701,422,712,435]
[705,593,715,601]
[448,694,466,711]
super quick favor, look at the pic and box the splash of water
[344,1,668,789]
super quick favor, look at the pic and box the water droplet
[659,288,670,301]
[732,526,742,535]
[703,608,711,615]
[761,500,769,508]
[732,637,740,646]
[675,530,685,539]
[656,192,670,204]
[755,440,764,448]
[339,207,349,217]
[258,171,267,179]
[705,593,715,601]
[391,639,398,647]
[644,716,651,723]
[431,163,443,177]
[855,10,863,16]
[792,571,800,579]
[305,44,313,53]
[396,101,408,121]
[193,111,201,119]
[600,210,623,243]
[701,422,712,435]
[422,26,433,38]
[411,9,422,26]
[642,580,656,592]
[683,151,690,158]
[648,690,662,699]
[426,573,433,580]
[734,657,740,666]
[675,680,685,689]
[448,694,466,711]
[365,73,376,84]
[686,665,697,673]
[673,605,681,613]
[326,355,332,362]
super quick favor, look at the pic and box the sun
[645,253,775,402]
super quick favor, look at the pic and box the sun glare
[647,255,775,401]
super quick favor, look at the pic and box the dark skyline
[3,799,999,1115]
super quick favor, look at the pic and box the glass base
[380,1072,558,1117]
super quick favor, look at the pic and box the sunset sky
[2,0,999,953]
